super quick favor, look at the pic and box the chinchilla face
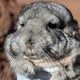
[5,2,76,60]
[8,12,61,60]
[4,2,80,77]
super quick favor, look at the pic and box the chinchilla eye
[15,16,25,30]
[19,22,25,27]
[47,21,59,29]
[47,15,60,29]
[18,16,25,27]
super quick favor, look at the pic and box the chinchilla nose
[27,39,34,49]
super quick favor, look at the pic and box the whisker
[43,47,60,67]
[43,47,69,77]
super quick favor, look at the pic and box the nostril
[30,42,34,45]
[28,39,31,42]
[28,39,34,45]
[26,39,34,49]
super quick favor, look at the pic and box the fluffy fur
[5,1,80,80]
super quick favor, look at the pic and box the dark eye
[19,22,25,27]
[18,16,25,27]
[16,20,25,30]
[47,22,58,29]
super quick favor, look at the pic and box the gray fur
[5,1,80,80]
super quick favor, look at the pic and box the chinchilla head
[5,2,78,61]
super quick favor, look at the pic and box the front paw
[22,61,36,76]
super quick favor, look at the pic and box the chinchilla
[5,1,80,80]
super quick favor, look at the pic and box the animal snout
[26,39,34,49]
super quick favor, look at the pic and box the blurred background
[0,0,80,80]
